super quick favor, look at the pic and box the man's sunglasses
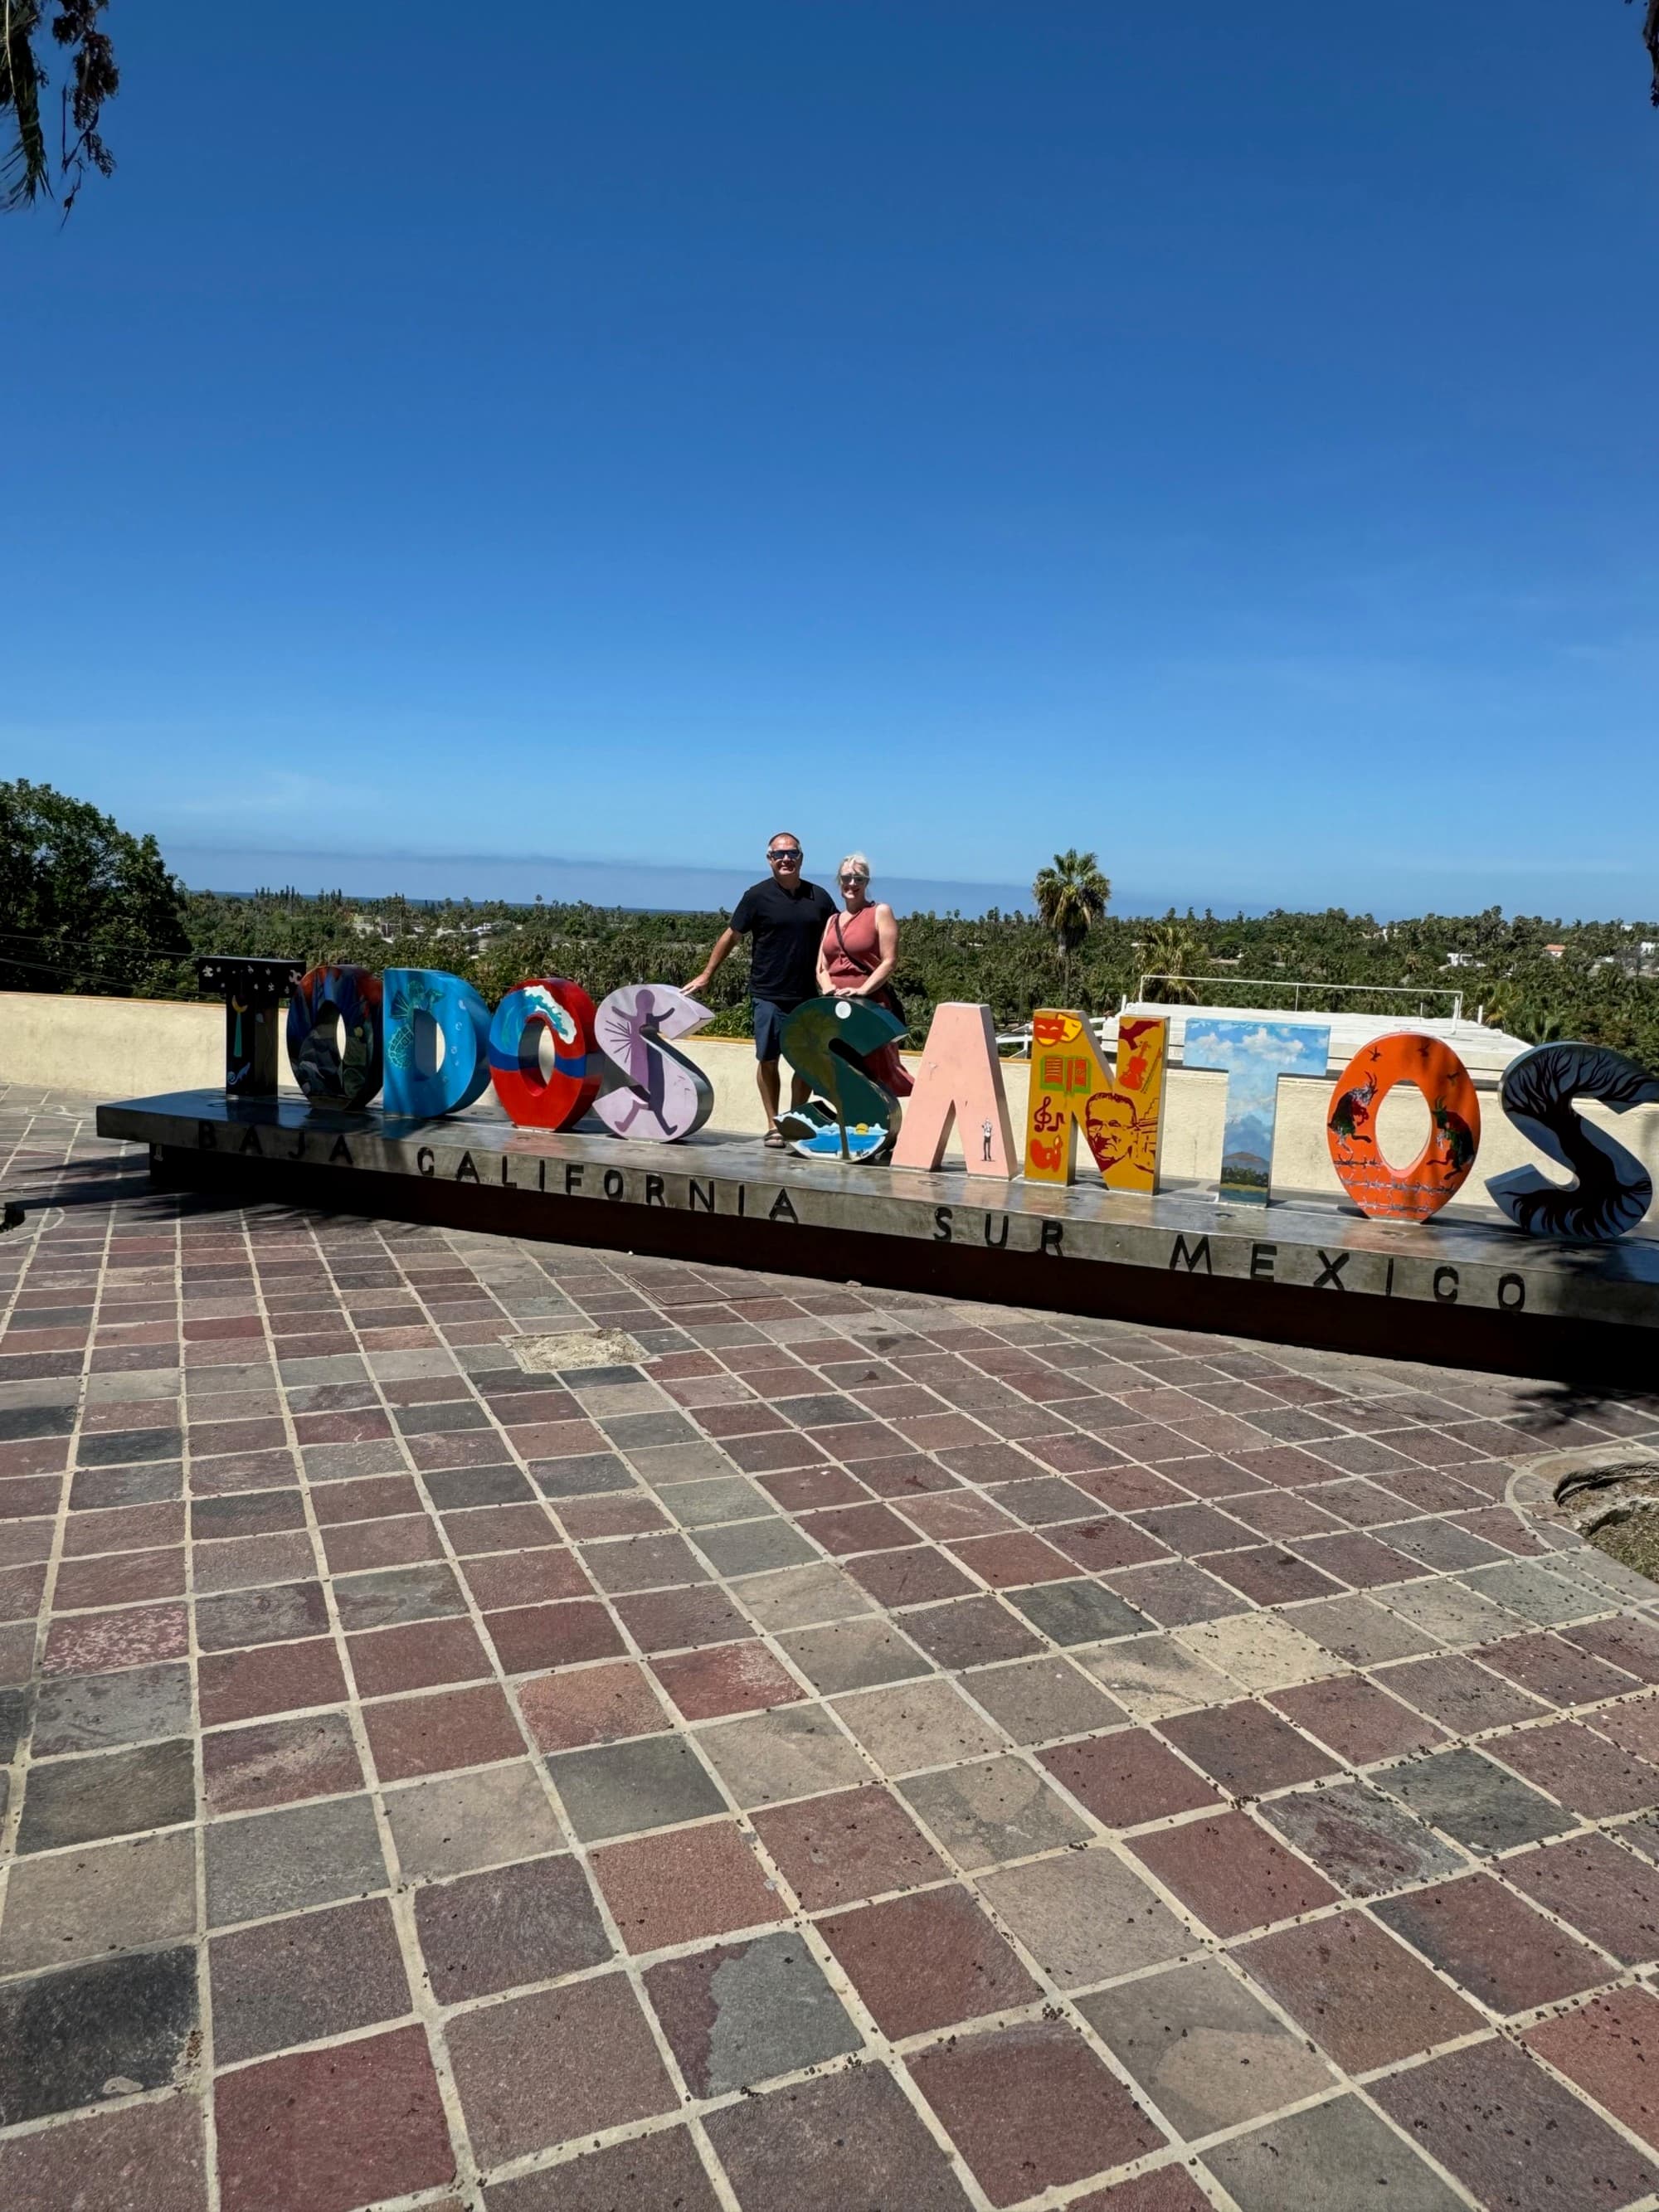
[766,848,802,862]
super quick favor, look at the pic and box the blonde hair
[838,853,871,882]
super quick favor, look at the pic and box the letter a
[892,1004,1016,1176]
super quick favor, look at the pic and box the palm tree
[1032,850,1110,1004]
[1138,916,1209,1004]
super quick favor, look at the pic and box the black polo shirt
[729,876,837,1002]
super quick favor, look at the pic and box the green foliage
[6,804,1657,1076]
[0,780,188,996]
[1032,848,1111,999]
[2,1,117,215]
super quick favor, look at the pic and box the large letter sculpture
[1024,1011,1167,1190]
[489,978,602,1130]
[197,956,304,1097]
[891,1004,1016,1175]
[285,964,385,1109]
[776,996,907,1161]
[1184,1018,1331,1203]
[591,984,714,1143]
[1326,1032,1481,1223]
[382,968,494,1121]
[1486,1043,1659,1242]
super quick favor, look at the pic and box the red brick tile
[517,1659,671,1751]
[0,2092,207,2212]
[760,1464,868,1510]
[363,1683,523,1781]
[753,1783,950,1909]
[1205,1545,1342,1605]
[319,1513,445,1573]
[41,1601,189,1674]
[1374,1874,1610,2014]
[458,1546,591,1609]
[592,1818,787,1951]
[1040,1728,1224,1826]
[215,2024,455,2212]
[1046,1516,1170,1573]
[703,2062,970,2212]
[199,1636,349,1726]
[1505,1832,1659,1963]
[819,1885,1039,2037]
[446,1973,675,2165]
[484,1599,625,1673]
[1130,1811,1340,1937]
[444,1500,562,1553]
[1526,1986,1659,2150]
[308,1472,423,1524]
[1161,1700,1340,1795]
[1067,2171,1214,2212]
[348,1616,493,1698]
[615,1583,750,1653]
[1564,1615,1659,1685]
[1372,2035,1659,2211]
[1268,1675,1447,1765]
[908,2020,1164,2205]
[1374,1651,1548,1734]
[52,1545,187,1610]
[653,1640,804,1720]
[1475,1631,1636,1708]
[1238,1909,1483,2070]
[800,1501,916,1555]
[844,1545,978,1608]
[555,1492,670,1539]
[203,1712,362,1811]
[61,1500,185,1554]
[1494,1719,1659,1817]
[415,1853,611,2002]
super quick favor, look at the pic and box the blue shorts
[753,998,808,1061]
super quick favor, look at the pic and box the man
[686,831,835,1146]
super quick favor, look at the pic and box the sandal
[763,1129,789,1150]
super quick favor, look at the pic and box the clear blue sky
[6,2,1657,918]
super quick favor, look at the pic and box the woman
[816,853,913,1096]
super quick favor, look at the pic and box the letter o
[488,978,601,1130]
[286,963,384,1109]
[1326,1032,1480,1223]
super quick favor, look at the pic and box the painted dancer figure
[1327,1071,1378,1159]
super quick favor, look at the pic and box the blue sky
[5,3,1657,918]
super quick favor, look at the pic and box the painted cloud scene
[1184,1019,1332,1200]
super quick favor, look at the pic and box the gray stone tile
[0,1830,197,1973]
[30,1661,192,1757]
[667,1476,777,1529]
[331,1562,467,1631]
[1006,1580,1150,1646]
[547,1734,726,1842]
[901,1755,1092,1870]
[738,1562,876,1631]
[1375,1747,1577,1855]
[1379,1578,1527,1646]
[16,1738,196,1852]
[961,1656,1126,1745]
[1080,1958,1336,2138]
[1259,1781,1474,1898]
[977,1845,1190,1987]
[1204,2093,1464,2211]
[1286,1592,1442,1666]
[0,1947,198,2125]
[698,1705,869,1808]
[645,1930,863,2095]
[205,1794,390,1926]
[833,1678,1008,1774]
[1456,1561,1596,1627]
[384,1760,564,1881]
[1076,1632,1238,1722]
[698,1519,820,1577]
[780,1617,933,1696]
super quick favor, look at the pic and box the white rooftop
[1111,1003,1530,1079]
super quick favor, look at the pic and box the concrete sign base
[98,1091,1659,1383]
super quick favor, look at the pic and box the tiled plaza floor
[4,1088,1659,2210]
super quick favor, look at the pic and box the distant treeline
[158,889,1659,1068]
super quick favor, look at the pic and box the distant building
[1543,944,1566,959]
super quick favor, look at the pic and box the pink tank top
[822,903,881,989]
